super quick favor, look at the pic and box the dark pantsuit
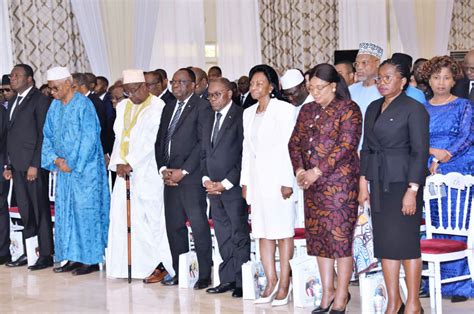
[0,180,10,257]
[12,168,53,256]
[164,184,212,280]
[209,195,249,287]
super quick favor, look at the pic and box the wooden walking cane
[125,174,132,283]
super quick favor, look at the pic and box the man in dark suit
[453,50,474,102]
[237,76,257,109]
[0,104,10,265]
[95,76,115,160]
[201,78,249,298]
[71,73,108,155]
[155,68,213,289]
[191,67,209,100]
[4,64,53,269]
[155,68,176,105]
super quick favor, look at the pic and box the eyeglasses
[50,85,62,93]
[112,95,125,103]
[0,88,11,92]
[353,60,373,68]
[375,75,400,84]
[207,91,224,100]
[146,81,161,88]
[170,80,191,86]
[123,83,143,97]
[464,66,474,73]
[309,82,331,92]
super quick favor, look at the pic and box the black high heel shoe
[397,303,405,314]
[329,293,351,314]
[312,298,335,313]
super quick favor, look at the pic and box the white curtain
[216,0,261,81]
[148,0,205,78]
[0,0,13,75]
[71,0,111,78]
[133,0,160,70]
[338,0,388,59]
[433,0,454,56]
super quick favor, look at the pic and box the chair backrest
[423,173,474,248]
[48,172,57,202]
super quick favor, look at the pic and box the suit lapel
[211,103,236,152]
[9,88,34,128]
[174,94,195,132]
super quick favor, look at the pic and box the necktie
[9,96,23,120]
[240,94,245,106]
[163,101,185,165]
[211,112,222,147]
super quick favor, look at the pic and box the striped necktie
[163,101,185,165]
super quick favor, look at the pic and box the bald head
[191,67,208,96]
[463,50,474,80]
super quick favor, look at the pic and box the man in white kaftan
[106,69,173,280]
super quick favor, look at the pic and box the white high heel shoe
[254,281,279,304]
[271,282,293,307]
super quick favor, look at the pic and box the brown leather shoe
[143,269,169,284]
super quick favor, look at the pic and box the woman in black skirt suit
[358,59,429,314]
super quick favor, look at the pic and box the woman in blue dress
[418,56,473,301]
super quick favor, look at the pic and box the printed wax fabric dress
[424,97,474,297]
[288,98,362,258]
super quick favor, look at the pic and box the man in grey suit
[201,78,250,298]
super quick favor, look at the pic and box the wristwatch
[408,184,419,192]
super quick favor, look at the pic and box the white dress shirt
[201,101,233,190]
[9,86,32,120]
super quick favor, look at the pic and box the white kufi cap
[47,66,71,81]
[123,69,145,84]
[280,69,304,90]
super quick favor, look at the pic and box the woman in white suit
[241,64,296,306]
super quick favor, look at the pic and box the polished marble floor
[1,266,473,313]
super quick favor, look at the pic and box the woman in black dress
[358,59,429,314]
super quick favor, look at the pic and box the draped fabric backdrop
[8,0,90,84]
[215,0,262,81]
[338,0,388,58]
[259,0,339,74]
[148,0,205,78]
[133,0,160,71]
[70,0,111,79]
[0,0,13,75]
[449,0,474,52]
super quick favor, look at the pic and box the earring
[332,88,336,92]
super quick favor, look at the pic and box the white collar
[17,86,33,99]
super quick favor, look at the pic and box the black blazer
[241,93,257,109]
[452,78,474,102]
[6,87,50,171]
[201,103,243,200]
[360,93,430,186]
[161,89,176,106]
[88,93,107,153]
[155,94,212,185]
[0,107,7,178]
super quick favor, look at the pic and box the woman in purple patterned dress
[289,64,362,314]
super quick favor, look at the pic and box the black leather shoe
[71,264,99,276]
[232,287,243,298]
[6,254,27,267]
[0,255,11,265]
[206,282,236,294]
[194,278,212,290]
[53,261,83,273]
[28,256,54,270]
[312,298,335,313]
[161,275,179,286]
[451,295,469,303]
